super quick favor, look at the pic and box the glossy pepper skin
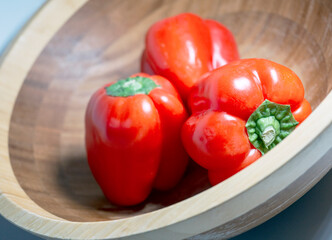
[141,13,239,102]
[85,73,188,206]
[182,59,312,185]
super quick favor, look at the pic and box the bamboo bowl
[0,0,331,239]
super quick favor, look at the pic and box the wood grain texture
[0,0,331,239]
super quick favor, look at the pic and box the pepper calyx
[106,76,159,97]
[246,100,298,154]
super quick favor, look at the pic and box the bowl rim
[0,1,331,239]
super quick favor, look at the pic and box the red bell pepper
[141,13,239,102]
[182,58,312,185]
[85,73,188,206]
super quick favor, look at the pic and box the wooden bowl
[0,0,331,239]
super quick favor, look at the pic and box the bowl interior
[9,0,332,222]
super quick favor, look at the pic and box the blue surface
[0,1,331,239]
[0,0,45,56]
[233,170,332,240]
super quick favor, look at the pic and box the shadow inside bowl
[55,151,209,221]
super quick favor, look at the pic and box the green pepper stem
[246,100,298,154]
[256,116,280,148]
[105,76,159,97]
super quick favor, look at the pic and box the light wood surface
[0,0,331,239]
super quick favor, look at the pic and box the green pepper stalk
[246,100,299,154]
[106,76,160,97]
